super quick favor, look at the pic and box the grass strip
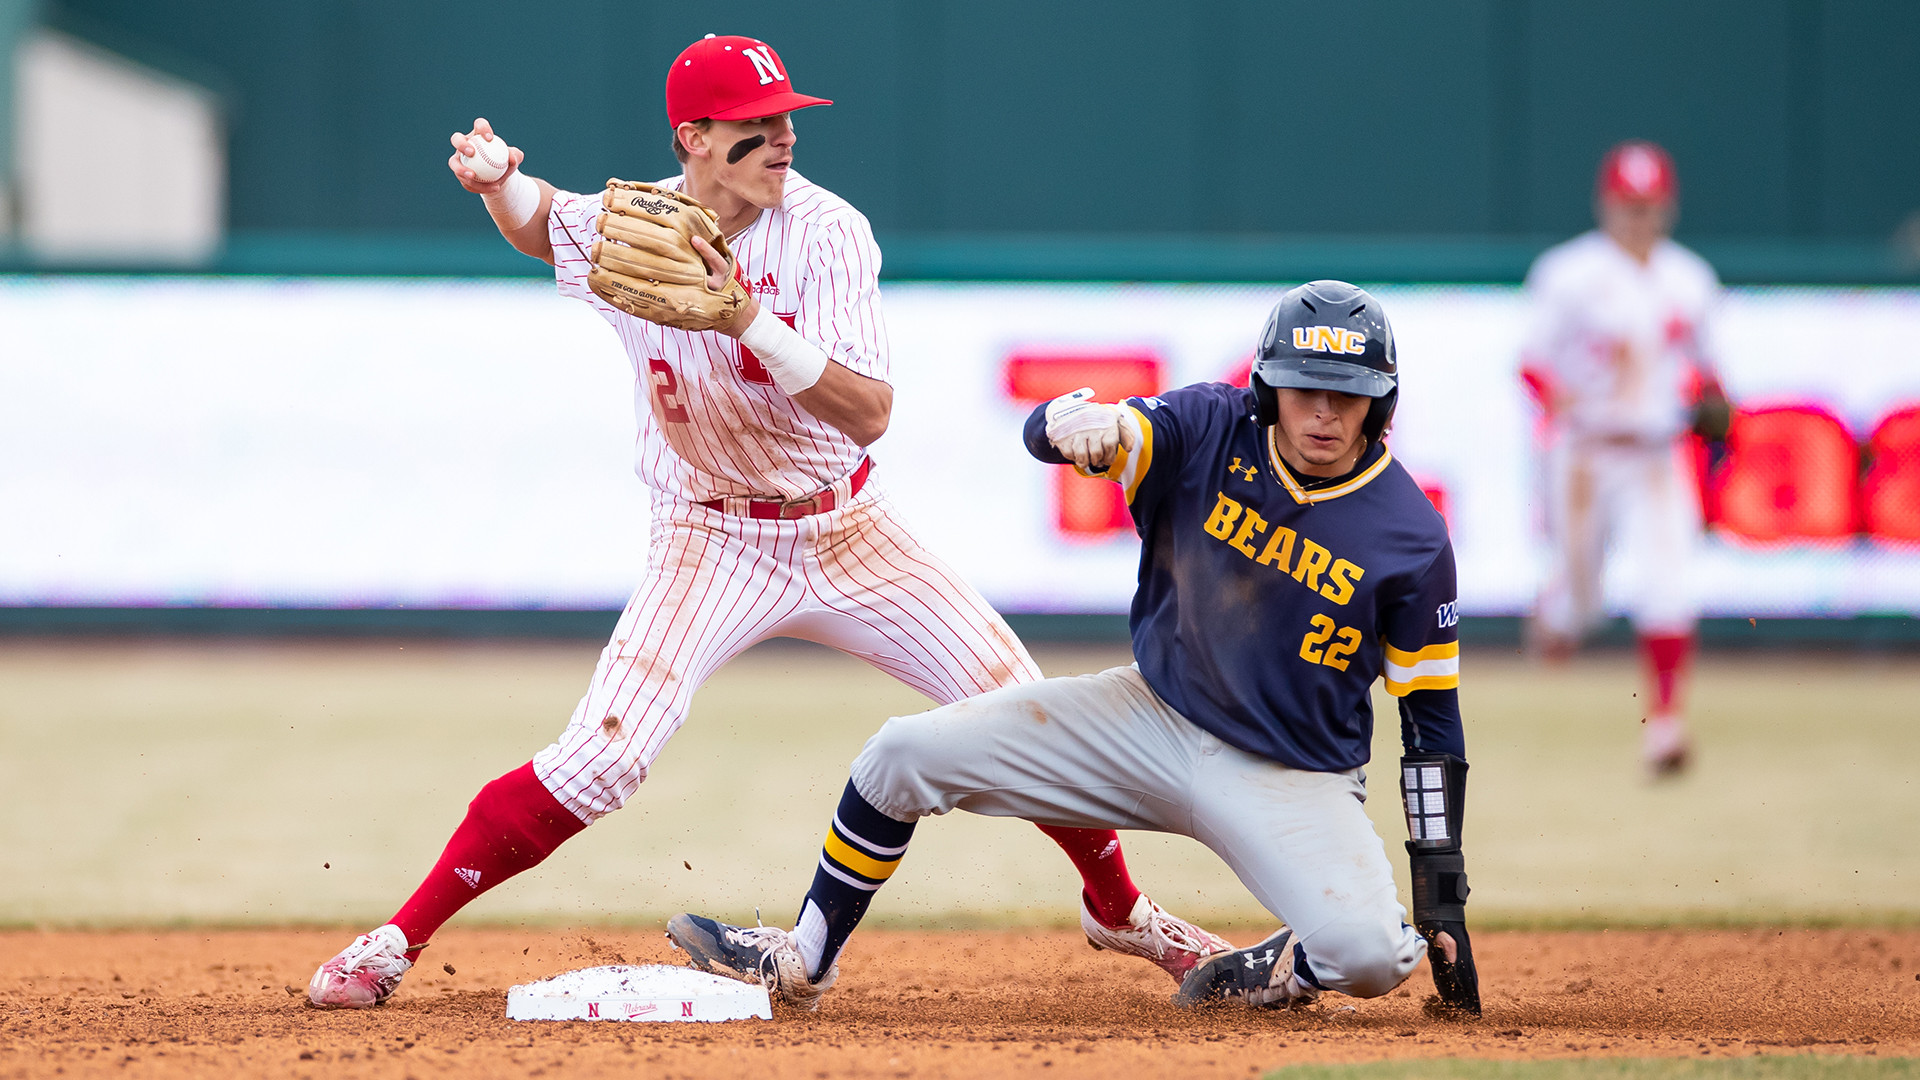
[1267,1057,1918,1080]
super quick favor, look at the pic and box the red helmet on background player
[666,35,832,126]
[1595,140,1677,204]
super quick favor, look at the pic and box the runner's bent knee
[849,710,958,821]
[1297,914,1425,999]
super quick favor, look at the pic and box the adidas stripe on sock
[794,779,915,979]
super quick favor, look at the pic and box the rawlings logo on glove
[587,179,752,333]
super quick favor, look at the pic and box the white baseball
[460,133,510,183]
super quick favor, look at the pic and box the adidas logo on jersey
[454,867,482,889]
[745,271,779,295]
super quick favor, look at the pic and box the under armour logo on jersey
[744,45,786,86]
[1293,326,1367,356]
[1228,457,1259,482]
[454,867,482,889]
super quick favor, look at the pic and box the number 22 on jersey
[1300,613,1362,672]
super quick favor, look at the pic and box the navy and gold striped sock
[791,779,915,980]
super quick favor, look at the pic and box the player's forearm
[482,174,556,264]
[1399,750,1478,1014]
[792,362,893,447]
[1021,402,1073,465]
[1397,688,1466,761]
[732,309,887,443]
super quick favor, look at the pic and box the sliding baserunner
[667,281,1481,1015]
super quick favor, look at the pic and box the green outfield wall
[34,0,1920,283]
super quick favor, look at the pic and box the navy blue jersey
[1025,382,1464,772]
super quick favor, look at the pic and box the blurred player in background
[1519,140,1733,776]
[305,32,1222,1009]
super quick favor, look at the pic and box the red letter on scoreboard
[1863,404,1920,543]
[1712,406,1857,543]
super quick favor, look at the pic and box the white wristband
[482,171,541,231]
[738,307,831,394]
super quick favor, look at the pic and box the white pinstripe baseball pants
[1537,435,1701,639]
[532,482,1041,821]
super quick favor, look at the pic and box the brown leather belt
[698,457,871,520]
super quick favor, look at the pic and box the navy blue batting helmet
[1250,280,1398,440]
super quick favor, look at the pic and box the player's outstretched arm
[448,118,555,265]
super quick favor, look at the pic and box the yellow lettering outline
[1319,559,1365,605]
[1228,508,1267,558]
[1256,525,1296,570]
[1324,626,1363,671]
[1203,493,1243,539]
[1300,613,1336,664]
[1292,540,1332,591]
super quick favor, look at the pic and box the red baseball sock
[1639,632,1694,716]
[389,763,587,955]
[1034,824,1140,927]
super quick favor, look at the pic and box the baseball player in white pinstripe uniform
[308,33,1223,1009]
[1520,141,1728,777]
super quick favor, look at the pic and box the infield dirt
[4,927,1915,1079]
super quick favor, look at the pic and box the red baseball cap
[665,35,832,128]
[1596,140,1678,203]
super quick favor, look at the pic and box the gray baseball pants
[849,664,1426,998]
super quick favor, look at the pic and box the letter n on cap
[745,46,785,85]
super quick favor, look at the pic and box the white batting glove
[1044,387,1140,472]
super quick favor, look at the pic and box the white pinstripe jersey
[1522,230,1720,443]
[549,170,888,502]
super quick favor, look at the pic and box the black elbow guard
[1400,752,1470,923]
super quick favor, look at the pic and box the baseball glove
[1691,380,1734,442]
[587,179,751,332]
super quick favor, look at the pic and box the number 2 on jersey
[1300,613,1363,672]
[648,358,690,423]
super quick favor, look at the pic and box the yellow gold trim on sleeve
[1120,405,1155,504]
[1383,640,1460,666]
[1381,638,1460,696]
[1383,672,1461,696]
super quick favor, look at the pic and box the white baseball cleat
[1643,714,1692,778]
[307,924,414,1009]
[1080,893,1232,983]
[666,913,838,1012]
